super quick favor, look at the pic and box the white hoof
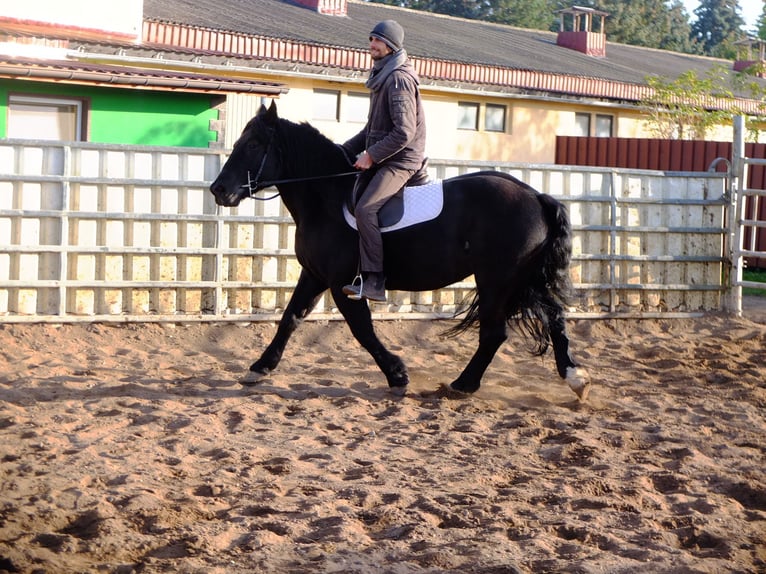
[565,366,591,401]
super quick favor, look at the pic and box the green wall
[0,80,218,147]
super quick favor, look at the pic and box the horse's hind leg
[546,300,590,400]
[241,269,325,385]
[331,287,409,393]
[450,316,508,394]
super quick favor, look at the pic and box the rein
[239,132,358,201]
[243,171,359,200]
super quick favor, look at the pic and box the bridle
[239,130,358,201]
[239,129,278,200]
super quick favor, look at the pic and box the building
[1,0,764,161]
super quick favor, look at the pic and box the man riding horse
[342,20,427,303]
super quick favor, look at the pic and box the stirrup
[342,274,364,300]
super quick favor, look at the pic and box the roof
[140,0,757,92]
[0,56,288,95]
[0,0,762,106]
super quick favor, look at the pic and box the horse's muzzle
[209,182,243,207]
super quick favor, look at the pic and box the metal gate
[731,116,766,315]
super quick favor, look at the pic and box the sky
[681,0,762,31]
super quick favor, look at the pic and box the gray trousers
[353,164,415,273]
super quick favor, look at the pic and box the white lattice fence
[0,141,729,322]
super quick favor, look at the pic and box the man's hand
[354,151,374,170]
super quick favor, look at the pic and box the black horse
[210,102,589,400]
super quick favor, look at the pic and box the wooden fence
[556,135,766,268]
[0,139,729,322]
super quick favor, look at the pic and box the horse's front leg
[330,287,409,394]
[241,268,326,385]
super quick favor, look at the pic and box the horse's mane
[276,118,351,176]
[295,120,334,146]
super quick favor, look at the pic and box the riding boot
[363,272,387,302]
[342,272,387,302]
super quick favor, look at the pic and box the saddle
[344,161,442,231]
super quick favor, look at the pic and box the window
[457,102,479,130]
[574,112,614,137]
[485,104,507,132]
[595,114,613,137]
[346,92,369,123]
[8,95,85,141]
[312,89,340,121]
[574,112,590,137]
[458,102,509,132]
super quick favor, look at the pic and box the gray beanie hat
[370,20,404,52]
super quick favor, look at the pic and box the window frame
[595,113,614,137]
[457,101,480,131]
[345,91,370,124]
[574,112,591,137]
[574,111,614,138]
[312,88,341,122]
[484,103,507,133]
[8,94,88,141]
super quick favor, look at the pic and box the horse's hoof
[387,371,409,392]
[565,366,591,401]
[449,380,479,395]
[388,385,408,397]
[240,369,268,386]
[419,384,469,399]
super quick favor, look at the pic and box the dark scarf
[366,49,409,92]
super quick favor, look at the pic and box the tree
[482,0,564,31]
[365,0,567,31]
[384,0,701,53]
[662,0,699,54]
[640,64,766,142]
[415,0,484,19]
[368,0,709,55]
[758,3,766,41]
[577,0,697,53]
[371,1,484,19]
[731,60,766,140]
[641,67,735,139]
[690,0,746,58]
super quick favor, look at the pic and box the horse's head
[210,101,282,207]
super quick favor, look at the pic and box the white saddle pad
[343,180,444,233]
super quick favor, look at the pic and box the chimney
[734,37,766,78]
[557,6,608,58]
[292,0,347,16]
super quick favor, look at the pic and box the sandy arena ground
[0,302,764,573]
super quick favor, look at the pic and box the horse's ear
[266,100,279,122]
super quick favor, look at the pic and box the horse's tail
[446,193,572,356]
[504,192,572,355]
[536,192,573,310]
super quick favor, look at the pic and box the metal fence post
[729,115,746,316]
